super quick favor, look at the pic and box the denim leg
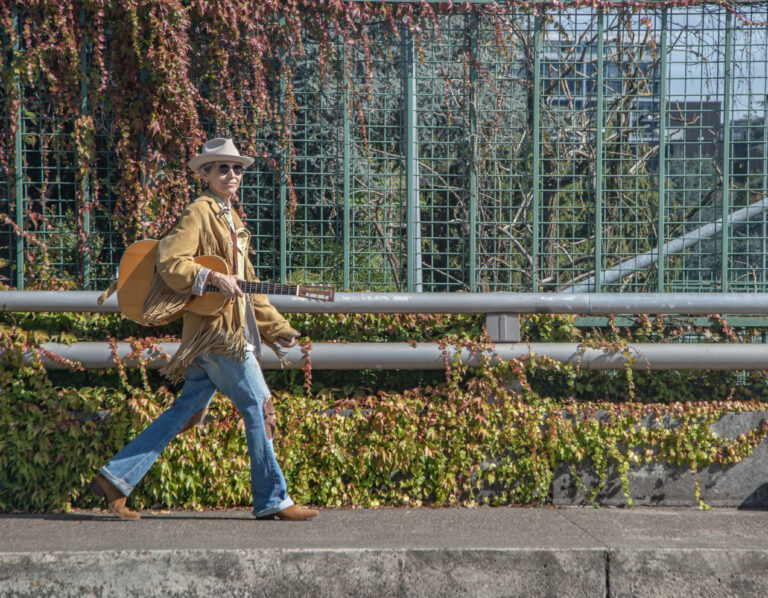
[99,361,216,496]
[198,352,293,516]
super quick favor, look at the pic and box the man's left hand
[275,332,301,348]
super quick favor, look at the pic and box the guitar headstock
[297,284,335,302]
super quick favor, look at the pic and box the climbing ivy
[2,309,767,512]
[2,1,768,513]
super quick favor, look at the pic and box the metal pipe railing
[13,341,768,371]
[4,291,768,371]
[4,291,768,315]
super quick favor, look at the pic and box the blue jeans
[99,351,293,517]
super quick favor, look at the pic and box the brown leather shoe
[89,473,141,520]
[257,505,318,521]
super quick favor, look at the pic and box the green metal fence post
[468,12,478,291]
[80,7,91,288]
[763,92,768,287]
[278,61,288,284]
[13,6,23,290]
[403,24,421,292]
[342,44,351,290]
[594,11,605,292]
[532,14,541,293]
[721,9,733,291]
[657,9,668,292]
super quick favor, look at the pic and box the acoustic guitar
[117,239,335,325]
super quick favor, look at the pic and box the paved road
[2,507,768,597]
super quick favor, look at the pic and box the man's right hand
[209,271,244,298]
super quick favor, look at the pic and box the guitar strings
[202,282,332,296]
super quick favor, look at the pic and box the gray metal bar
[564,196,768,293]
[485,314,521,343]
[11,341,768,371]
[6,290,768,315]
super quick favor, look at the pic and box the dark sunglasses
[215,163,244,175]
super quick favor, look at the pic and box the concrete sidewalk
[2,506,768,597]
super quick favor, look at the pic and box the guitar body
[118,240,231,324]
[117,239,334,325]
[117,240,173,325]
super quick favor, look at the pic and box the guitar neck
[204,281,299,296]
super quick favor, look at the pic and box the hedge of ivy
[2,310,768,512]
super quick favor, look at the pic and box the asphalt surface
[3,506,768,553]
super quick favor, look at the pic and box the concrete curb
[4,548,768,597]
[609,549,768,598]
[0,549,606,598]
[4,508,768,597]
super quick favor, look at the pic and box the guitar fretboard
[204,282,298,295]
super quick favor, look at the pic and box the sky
[552,6,768,120]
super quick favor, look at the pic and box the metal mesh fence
[2,3,768,294]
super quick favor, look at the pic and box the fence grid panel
[2,4,767,294]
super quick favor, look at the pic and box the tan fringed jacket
[155,192,298,383]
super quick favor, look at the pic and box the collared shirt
[192,193,262,356]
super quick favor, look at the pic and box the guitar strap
[230,227,238,276]
[215,202,247,334]
[215,201,238,277]
[227,212,247,332]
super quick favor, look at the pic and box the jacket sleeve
[243,258,298,342]
[250,293,299,343]
[156,206,204,294]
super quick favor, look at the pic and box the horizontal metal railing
[4,291,768,315]
[0,291,768,370]
[18,341,768,371]
[3,291,768,370]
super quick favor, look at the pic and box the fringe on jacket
[160,325,249,384]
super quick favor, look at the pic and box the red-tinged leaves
[5,0,764,268]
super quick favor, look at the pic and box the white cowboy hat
[188,137,255,173]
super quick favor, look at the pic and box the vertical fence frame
[657,8,669,292]
[278,60,288,285]
[403,24,421,292]
[79,7,92,289]
[12,6,23,291]
[342,47,352,291]
[532,13,542,294]
[593,11,605,292]
[468,12,478,292]
[763,88,768,287]
[721,9,733,291]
